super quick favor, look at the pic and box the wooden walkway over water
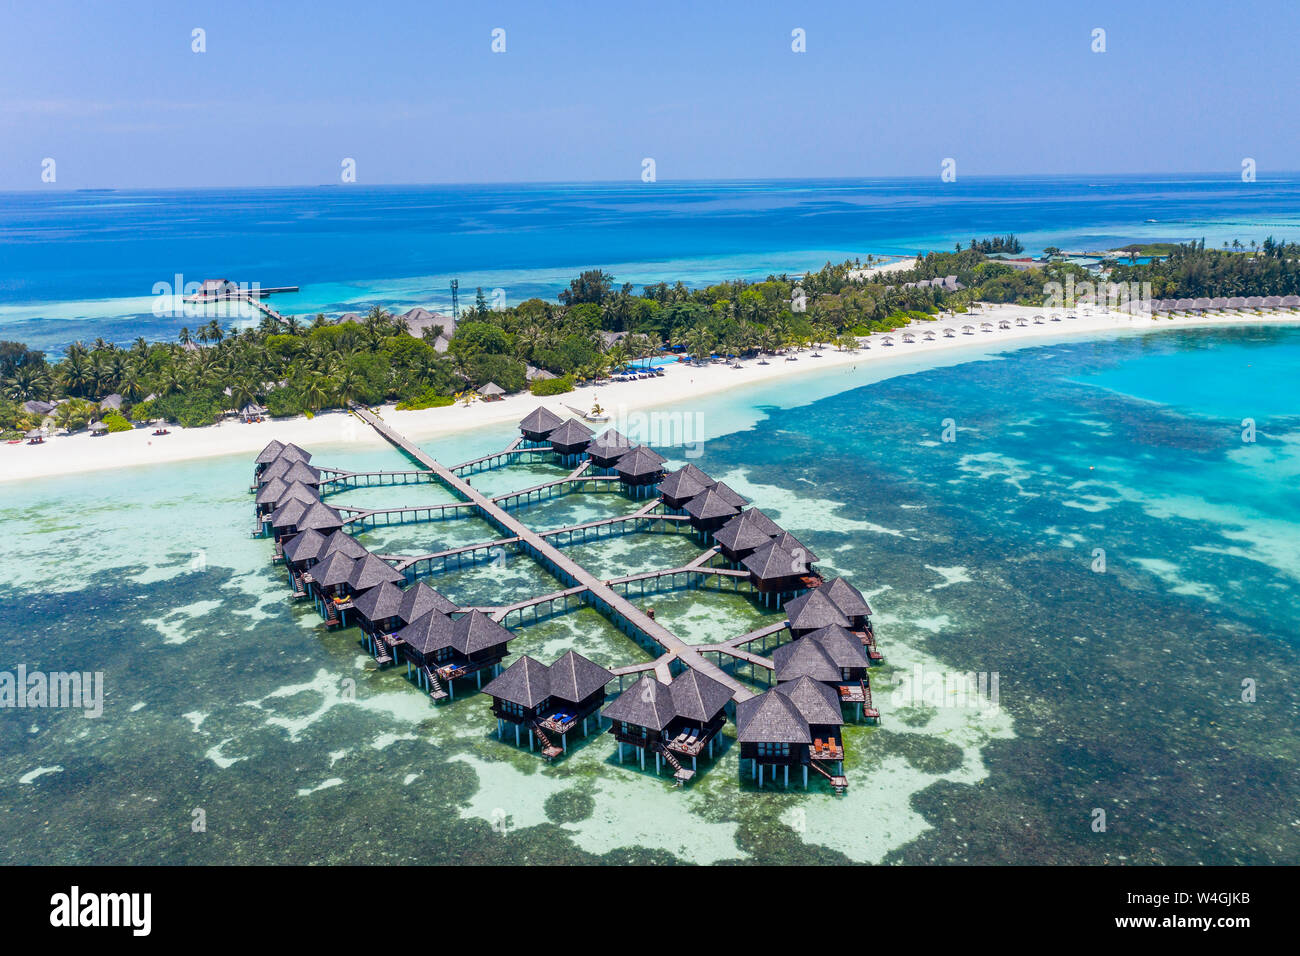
[349,405,757,703]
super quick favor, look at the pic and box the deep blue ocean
[4,174,1300,351]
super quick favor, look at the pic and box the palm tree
[178,326,193,348]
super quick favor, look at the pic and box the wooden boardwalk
[350,405,757,702]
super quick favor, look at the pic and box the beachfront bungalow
[479,382,506,402]
[484,650,613,758]
[519,406,565,444]
[713,508,782,562]
[658,463,714,510]
[614,445,667,496]
[684,486,743,534]
[587,428,633,470]
[547,418,594,462]
[743,539,816,605]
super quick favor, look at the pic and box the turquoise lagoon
[1,324,1298,864]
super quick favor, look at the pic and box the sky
[1,0,1297,189]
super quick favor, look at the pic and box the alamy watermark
[891,663,1000,713]
[607,405,706,458]
[1,665,104,718]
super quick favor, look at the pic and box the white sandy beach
[3,303,1298,485]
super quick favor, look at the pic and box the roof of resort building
[255,476,291,505]
[676,464,716,487]
[775,676,845,727]
[275,443,312,465]
[615,445,667,479]
[276,480,320,508]
[346,553,405,592]
[394,609,455,656]
[479,382,506,397]
[256,440,287,464]
[547,650,613,703]
[772,637,842,683]
[277,460,322,486]
[320,529,367,559]
[713,508,783,552]
[736,690,813,744]
[685,486,744,521]
[770,531,818,563]
[269,497,311,528]
[658,467,711,502]
[742,540,810,581]
[294,502,345,533]
[548,418,595,447]
[823,577,872,617]
[591,427,632,451]
[449,609,513,655]
[89,421,107,433]
[282,528,328,564]
[99,393,124,411]
[351,580,406,622]
[482,655,552,709]
[312,550,358,588]
[804,624,870,669]
[398,582,457,622]
[784,587,850,631]
[709,481,750,508]
[519,406,564,436]
[601,676,677,731]
[669,669,733,723]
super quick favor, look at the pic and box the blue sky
[1,0,1297,188]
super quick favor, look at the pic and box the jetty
[250,405,884,792]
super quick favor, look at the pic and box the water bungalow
[742,539,817,604]
[309,551,359,624]
[602,670,730,782]
[346,553,405,594]
[519,406,565,444]
[713,508,783,562]
[658,464,714,510]
[255,440,311,477]
[547,418,594,461]
[684,486,743,533]
[291,502,345,538]
[784,586,850,636]
[709,481,750,509]
[483,650,613,758]
[587,427,633,469]
[738,677,848,791]
[614,445,667,496]
[769,530,818,564]
[773,624,876,721]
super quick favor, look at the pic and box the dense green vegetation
[2,235,1295,432]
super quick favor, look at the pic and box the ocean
[1,324,1297,864]
[5,174,1300,352]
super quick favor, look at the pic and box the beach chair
[814,737,823,754]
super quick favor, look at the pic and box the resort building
[602,669,731,783]
[772,624,876,721]
[586,427,633,470]
[658,463,714,511]
[742,539,818,605]
[395,609,514,700]
[737,676,849,791]
[483,650,613,758]
[547,418,594,462]
[683,485,743,534]
[713,508,783,562]
[519,406,564,444]
[614,445,667,496]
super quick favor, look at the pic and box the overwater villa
[737,676,849,791]
[713,507,783,562]
[658,463,714,510]
[519,406,564,444]
[614,444,667,496]
[483,650,613,758]
[586,427,633,470]
[251,409,883,795]
[602,669,731,783]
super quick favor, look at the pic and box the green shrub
[530,375,574,396]
[395,387,455,411]
[102,411,133,433]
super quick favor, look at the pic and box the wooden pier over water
[349,405,757,702]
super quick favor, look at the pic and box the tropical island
[4,237,1300,442]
